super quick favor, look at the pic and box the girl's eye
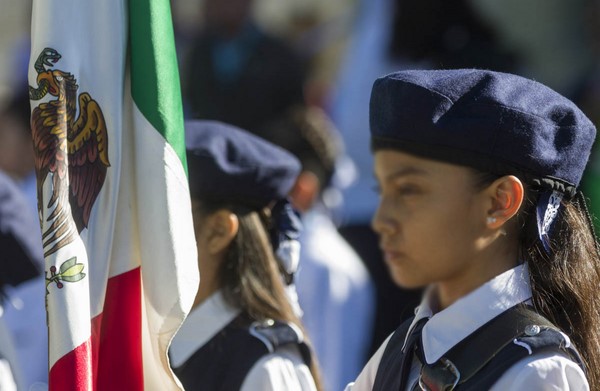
[396,185,420,196]
[372,184,420,196]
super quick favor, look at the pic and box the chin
[388,267,426,289]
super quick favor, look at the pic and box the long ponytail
[196,200,324,391]
[474,170,600,388]
[520,191,600,389]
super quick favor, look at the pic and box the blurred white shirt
[296,208,375,391]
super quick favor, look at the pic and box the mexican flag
[28,0,199,389]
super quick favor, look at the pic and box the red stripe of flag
[49,267,143,390]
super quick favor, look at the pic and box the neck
[193,257,222,309]
[193,280,220,309]
[436,238,519,310]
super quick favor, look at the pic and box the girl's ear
[485,175,524,229]
[206,209,239,255]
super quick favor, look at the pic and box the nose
[371,202,396,236]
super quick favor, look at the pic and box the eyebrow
[377,166,429,182]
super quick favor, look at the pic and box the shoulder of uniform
[513,327,583,364]
[248,319,304,353]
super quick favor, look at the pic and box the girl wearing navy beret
[346,69,599,390]
[170,121,322,390]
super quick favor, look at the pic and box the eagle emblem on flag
[29,48,110,257]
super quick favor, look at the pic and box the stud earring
[486,217,497,224]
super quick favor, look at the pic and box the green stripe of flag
[129,0,187,175]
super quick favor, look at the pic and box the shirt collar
[169,290,240,368]
[406,263,532,364]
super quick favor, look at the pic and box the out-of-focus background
[3,0,598,110]
[1,1,599,390]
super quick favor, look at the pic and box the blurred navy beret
[370,69,597,197]
[185,120,301,209]
[0,171,42,288]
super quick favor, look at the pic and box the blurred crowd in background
[0,0,599,390]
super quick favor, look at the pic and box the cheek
[408,198,477,261]
[431,205,480,264]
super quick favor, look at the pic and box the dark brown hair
[475,172,600,388]
[521,194,600,388]
[195,199,324,391]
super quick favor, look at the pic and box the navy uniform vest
[173,313,312,390]
[373,305,586,390]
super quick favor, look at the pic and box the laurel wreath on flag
[45,257,86,294]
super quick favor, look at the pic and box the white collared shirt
[170,291,317,391]
[345,264,589,390]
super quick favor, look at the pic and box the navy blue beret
[185,120,301,209]
[0,171,42,288]
[370,69,597,197]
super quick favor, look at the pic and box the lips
[380,246,404,264]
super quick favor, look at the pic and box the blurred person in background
[0,170,45,390]
[0,92,48,391]
[264,106,375,391]
[170,120,322,390]
[180,0,307,139]
[0,92,37,218]
[0,28,48,389]
[578,0,600,227]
